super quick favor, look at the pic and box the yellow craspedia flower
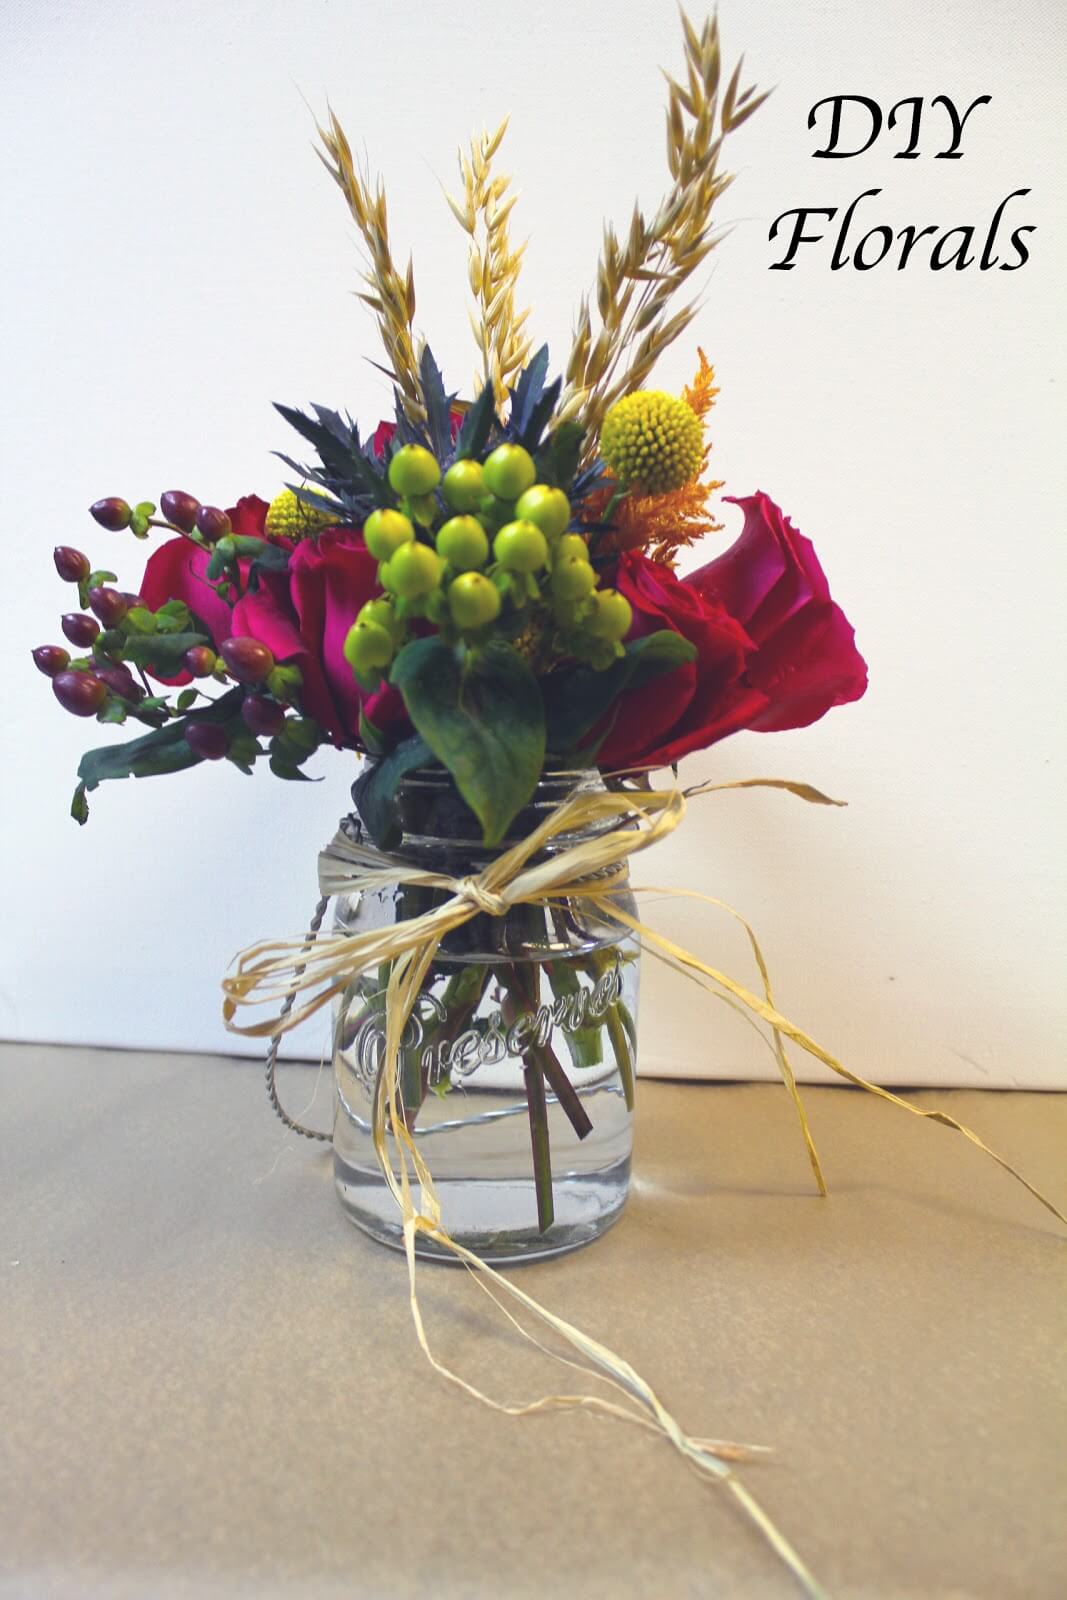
[264,489,334,541]
[600,390,703,494]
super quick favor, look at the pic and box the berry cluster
[343,440,632,681]
[33,496,321,797]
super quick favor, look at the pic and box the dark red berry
[95,664,144,702]
[183,645,217,677]
[185,722,230,760]
[160,490,201,533]
[61,613,101,647]
[220,636,274,684]
[87,586,128,627]
[52,670,108,716]
[89,498,132,531]
[196,505,232,543]
[121,592,144,610]
[241,696,286,737]
[32,645,71,678]
[53,546,91,583]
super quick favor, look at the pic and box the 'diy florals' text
[769,94,1034,271]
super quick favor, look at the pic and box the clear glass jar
[331,768,639,1263]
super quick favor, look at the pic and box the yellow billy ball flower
[599,390,703,494]
[264,489,335,541]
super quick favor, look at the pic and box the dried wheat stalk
[562,7,770,446]
[314,108,426,425]
[446,119,533,409]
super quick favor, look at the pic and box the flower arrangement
[33,14,865,845]
[31,15,1065,1596]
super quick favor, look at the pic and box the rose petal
[744,601,868,732]
[232,572,345,743]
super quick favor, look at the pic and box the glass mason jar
[331,768,639,1263]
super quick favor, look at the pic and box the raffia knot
[457,876,509,918]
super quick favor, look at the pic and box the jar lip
[396,765,597,791]
[351,765,617,854]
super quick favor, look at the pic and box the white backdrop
[2,0,1064,1086]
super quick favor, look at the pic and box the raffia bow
[222,777,1063,1600]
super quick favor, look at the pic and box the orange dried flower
[591,348,724,567]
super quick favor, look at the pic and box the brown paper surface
[2,1042,1064,1598]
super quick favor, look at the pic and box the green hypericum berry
[407,492,438,528]
[436,516,489,571]
[482,443,536,501]
[556,533,589,563]
[388,444,441,497]
[493,519,548,574]
[383,541,442,597]
[364,508,415,561]
[358,598,400,639]
[514,484,570,540]
[449,572,502,628]
[586,588,633,641]
[442,459,484,512]
[343,619,394,672]
[551,556,597,600]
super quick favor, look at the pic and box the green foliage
[74,688,244,818]
[268,716,324,781]
[534,421,585,491]
[418,346,457,464]
[453,382,497,461]
[122,631,210,672]
[390,637,545,846]
[351,733,436,849]
[274,401,389,523]
[543,629,696,756]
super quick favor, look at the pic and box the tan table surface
[1,1041,1064,1600]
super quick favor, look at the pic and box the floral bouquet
[33,9,867,1256]
[33,12,1064,1592]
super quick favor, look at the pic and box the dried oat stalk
[314,108,426,425]
[563,8,770,447]
[446,119,533,411]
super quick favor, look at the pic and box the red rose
[139,539,234,658]
[600,492,866,767]
[286,527,408,744]
[138,496,286,684]
[228,494,271,537]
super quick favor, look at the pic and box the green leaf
[351,733,435,848]
[77,688,243,792]
[71,782,89,825]
[359,708,388,756]
[268,755,316,781]
[226,731,261,774]
[247,541,292,591]
[535,421,585,491]
[156,599,191,623]
[97,699,127,725]
[543,629,696,754]
[122,630,209,670]
[453,382,497,460]
[391,638,545,846]
[176,688,198,711]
